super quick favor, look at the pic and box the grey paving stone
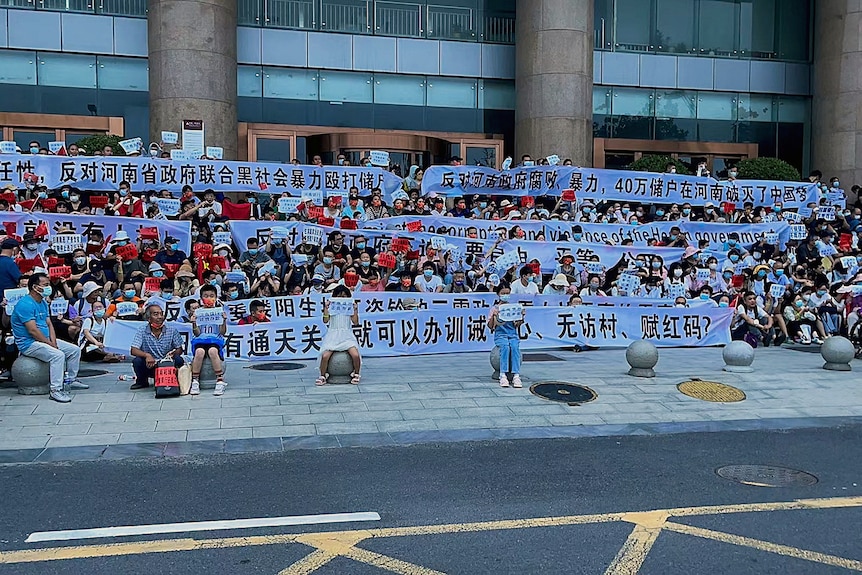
[336,432,395,448]
[250,404,314,416]
[89,421,157,434]
[432,417,496,430]
[163,440,226,456]
[69,393,137,403]
[545,414,610,426]
[341,411,402,422]
[0,448,43,464]
[33,401,101,414]
[507,404,575,416]
[156,419,221,432]
[399,408,459,420]
[454,407,513,418]
[0,437,49,450]
[281,435,340,450]
[488,416,553,428]
[187,428,253,442]
[46,433,120,448]
[223,437,284,453]
[190,407,251,419]
[98,401,162,413]
[18,424,92,437]
[252,425,316,438]
[218,396,280,407]
[387,430,446,445]
[307,402,368,413]
[336,392,391,402]
[59,412,128,424]
[472,397,535,407]
[102,443,166,460]
[315,422,379,435]
[279,395,336,405]
[35,445,107,462]
[0,405,38,415]
[363,400,425,411]
[117,431,187,445]
[421,399,479,409]
[376,420,439,433]
[125,409,191,422]
[220,416,284,429]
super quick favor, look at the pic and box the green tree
[735,157,801,182]
[73,134,127,156]
[628,155,691,175]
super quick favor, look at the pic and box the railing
[0,0,515,43]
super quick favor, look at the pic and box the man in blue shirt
[0,237,21,300]
[11,273,86,403]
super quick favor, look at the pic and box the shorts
[192,342,224,360]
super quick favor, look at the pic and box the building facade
[0,0,846,181]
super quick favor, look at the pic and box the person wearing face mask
[188,284,228,396]
[129,303,185,391]
[509,265,540,296]
[575,201,596,223]
[238,299,272,326]
[110,180,144,217]
[18,232,44,261]
[323,231,351,268]
[579,274,607,297]
[107,280,145,319]
[154,235,191,270]
[542,273,570,295]
[386,271,419,292]
[307,247,339,289]
[447,270,471,293]
[702,257,727,293]
[11,273,87,402]
[782,294,823,344]
[79,300,123,363]
[414,262,444,293]
[238,237,274,278]
[487,285,525,388]
[264,234,290,277]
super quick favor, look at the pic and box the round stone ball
[199,362,228,390]
[12,356,51,395]
[820,336,855,370]
[327,351,355,384]
[626,340,659,369]
[723,341,755,367]
[490,346,501,371]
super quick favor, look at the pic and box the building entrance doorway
[594,138,759,177]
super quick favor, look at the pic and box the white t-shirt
[198,201,222,220]
[510,280,539,295]
[414,274,444,293]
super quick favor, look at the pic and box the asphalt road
[1,425,861,574]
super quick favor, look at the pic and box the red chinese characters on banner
[115,244,138,261]
[48,265,71,279]
[406,221,422,232]
[377,253,396,268]
[390,238,411,253]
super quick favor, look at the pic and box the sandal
[350,372,361,385]
[315,374,327,386]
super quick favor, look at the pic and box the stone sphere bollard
[12,356,50,395]
[490,346,501,380]
[722,341,755,373]
[626,340,658,378]
[327,351,356,384]
[820,336,854,372]
[199,362,228,390]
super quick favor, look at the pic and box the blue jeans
[495,332,521,375]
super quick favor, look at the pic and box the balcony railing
[2,0,514,43]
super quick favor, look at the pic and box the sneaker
[49,390,72,403]
[67,380,89,390]
[499,375,510,388]
[190,380,200,395]
[512,375,523,388]
[213,380,227,396]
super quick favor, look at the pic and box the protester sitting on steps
[129,303,185,390]
[316,285,361,386]
[189,284,228,396]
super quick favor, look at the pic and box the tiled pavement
[0,345,860,462]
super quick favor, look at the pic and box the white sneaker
[190,380,200,395]
[512,375,523,388]
[499,375,510,388]
[213,381,227,396]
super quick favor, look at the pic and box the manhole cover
[530,382,597,406]
[523,353,565,362]
[77,368,110,378]
[678,379,745,403]
[247,362,305,371]
[716,465,818,487]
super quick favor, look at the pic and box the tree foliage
[73,134,127,156]
[735,157,801,182]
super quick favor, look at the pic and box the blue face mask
[573,234,582,241]
[61,191,69,199]
[94,309,106,318]
[41,286,52,298]
[229,291,239,300]
[248,248,258,256]
[152,270,164,278]
[775,269,784,276]
[817,290,827,297]
[361,261,370,267]
[323,257,333,265]
[774,206,782,212]
[356,242,366,249]
[700,293,710,300]
[727,240,737,246]
[124,290,136,299]
[718,301,729,308]
[795,300,804,308]
[683,208,691,215]
[424,270,433,278]
[119,189,128,197]
[170,243,179,251]
[209,279,218,286]
[583,208,592,215]
[480,202,487,208]
[499,294,511,302]
[656,210,665,217]
[757,271,766,279]
[729,254,739,262]
[273,239,282,246]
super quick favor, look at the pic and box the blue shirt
[0,255,21,300]
[11,294,50,353]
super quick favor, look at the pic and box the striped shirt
[131,323,184,360]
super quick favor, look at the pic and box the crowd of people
[1,148,861,402]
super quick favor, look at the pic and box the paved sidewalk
[0,345,860,462]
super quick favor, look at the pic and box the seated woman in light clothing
[316,285,361,386]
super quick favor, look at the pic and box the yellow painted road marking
[341,547,448,575]
[664,521,862,571]
[603,511,669,575]
[0,495,860,569]
[277,549,339,575]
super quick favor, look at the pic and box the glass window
[778,97,808,123]
[480,80,514,109]
[698,0,740,56]
[594,0,614,50]
[38,53,96,88]
[656,90,696,119]
[264,68,318,100]
[656,118,696,141]
[465,146,496,168]
[738,94,775,122]
[238,0,263,25]
[427,77,477,108]
[13,132,53,152]
[374,74,425,106]
[238,65,263,97]
[99,0,147,17]
[97,57,148,91]
[256,138,291,164]
[697,92,737,120]
[319,71,372,103]
[739,0,776,58]
[777,0,810,61]
[427,0,477,41]
[266,0,315,29]
[593,87,612,115]
[656,0,695,54]
[0,50,37,85]
[614,0,652,50]
[611,88,654,117]
[320,0,372,34]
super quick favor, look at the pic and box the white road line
[25,512,381,543]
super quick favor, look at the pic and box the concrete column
[812,0,862,184]
[515,0,593,166]
[148,0,238,160]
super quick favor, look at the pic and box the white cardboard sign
[790,224,807,240]
[116,301,139,316]
[48,141,66,154]
[302,227,323,246]
[696,268,711,281]
[301,190,324,206]
[212,231,232,246]
[50,299,69,316]
[205,146,224,160]
[118,138,143,155]
[195,306,223,326]
[170,149,189,161]
[328,297,354,316]
[278,197,301,214]
[546,154,560,166]
[369,150,390,167]
[161,131,179,144]
[4,288,27,314]
[616,273,641,294]
[0,141,18,154]
[50,234,84,254]
[498,303,524,322]
[156,198,181,217]
[769,283,787,299]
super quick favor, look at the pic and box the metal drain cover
[247,363,305,371]
[77,368,110,378]
[530,382,597,406]
[716,465,818,487]
[678,379,745,403]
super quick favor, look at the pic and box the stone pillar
[148,0,238,160]
[515,0,593,167]
[812,1,862,185]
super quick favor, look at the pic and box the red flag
[222,199,252,220]
[34,221,49,238]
